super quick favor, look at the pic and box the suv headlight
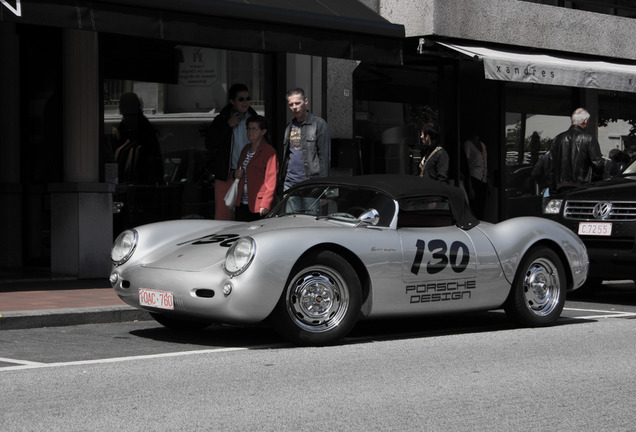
[543,199,563,214]
[224,237,256,276]
[111,229,138,265]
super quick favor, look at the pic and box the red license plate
[139,288,174,310]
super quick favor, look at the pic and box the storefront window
[598,91,636,158]
[503,83,575,218]
[353,64,442,176]
[504,83,636,219]
[102,39,267,233]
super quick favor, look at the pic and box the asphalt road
[1,283,635,431]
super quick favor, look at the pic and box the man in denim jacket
[278,88,330,199]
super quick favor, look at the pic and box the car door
[395,196,506,314]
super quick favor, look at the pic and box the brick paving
[0,278,120,313]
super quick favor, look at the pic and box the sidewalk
[0,277,150,330]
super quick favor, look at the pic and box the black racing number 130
[192,234,239,247]
[410,239,470,275]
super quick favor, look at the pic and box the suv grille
[564,200,636,221]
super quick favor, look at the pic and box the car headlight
[224,237,256,276]
[543,199,563,214]
[111,229,138,265]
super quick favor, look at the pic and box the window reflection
[504,85,636,219]
[599,91,636,159]
[503,83,574,218]
[102,41,267,234]
[504,111,570,218]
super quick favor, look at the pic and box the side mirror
[356,209,380,227]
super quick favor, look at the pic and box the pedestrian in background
[112,92,163,185]
[603,148,629,179]
[463,134,488,219]
[548,107,604,192]
[205,83,258,220]
[232,116,278,221]
[418,123,448,182]
[277,88,330,203]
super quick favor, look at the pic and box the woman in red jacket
[233,116,279,221]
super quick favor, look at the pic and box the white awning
[438,42,636,93]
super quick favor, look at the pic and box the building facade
[0,0,403,279]
[1,0,636,279]
[357,0,636,222]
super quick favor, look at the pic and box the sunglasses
[236,96,251,102]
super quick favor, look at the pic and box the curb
[0,306,152,330]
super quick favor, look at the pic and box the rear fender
[476,217,588,289]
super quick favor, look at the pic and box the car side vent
[565,200,636,221]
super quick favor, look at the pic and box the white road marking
[0,357,44,366]
[563,307,636,320]
[0,345,283,372]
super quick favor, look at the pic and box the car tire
[149,312,211,331]
[272,250,362,346]
[504,246,566,326]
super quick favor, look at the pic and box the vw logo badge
[592,201,612,220]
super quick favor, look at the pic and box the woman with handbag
[231,115,279,222]
[205,83,258,220]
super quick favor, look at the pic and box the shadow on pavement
[129,310,592,349]
[568,280,636,306]
[130,323,287,348]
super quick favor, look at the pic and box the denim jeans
[284,179,319,215]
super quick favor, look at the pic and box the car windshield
[621,159,636,177]
[269,184,396,227]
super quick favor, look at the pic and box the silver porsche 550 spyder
[110,175,589,346]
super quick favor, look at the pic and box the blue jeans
[284,179,319,215]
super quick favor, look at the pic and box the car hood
[141,215,355,272]
[561,176,636,201]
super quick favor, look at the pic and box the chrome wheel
[504,246,566,327]
[286,266,350,333]
[272,250,362,345]
[522,257,561,317]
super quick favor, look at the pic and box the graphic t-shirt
[286,122,306,184]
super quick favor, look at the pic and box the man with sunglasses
[206,83,258,220]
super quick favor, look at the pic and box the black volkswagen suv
[542,160,636,285]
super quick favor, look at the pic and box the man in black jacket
[205,84,258,220]
[548,108,604,192]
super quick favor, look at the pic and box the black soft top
[294,174,480,230]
